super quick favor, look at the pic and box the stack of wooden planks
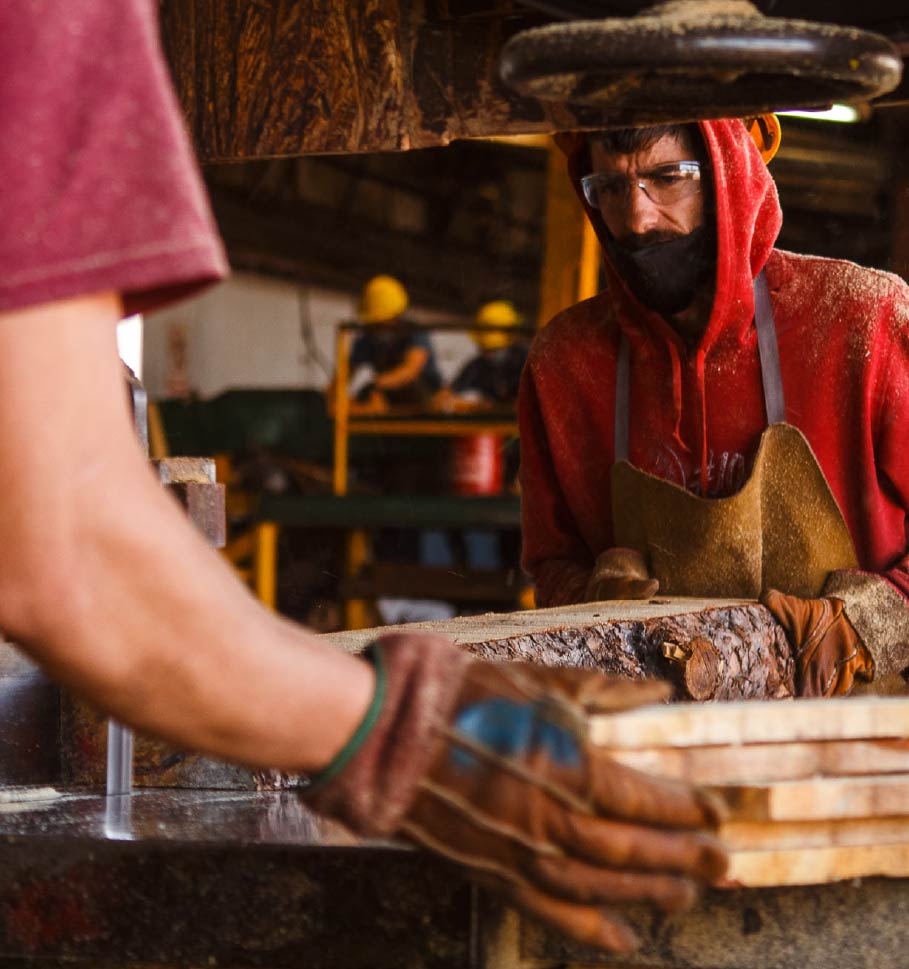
[592,696,909,887]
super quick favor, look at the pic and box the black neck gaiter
[605,226,715,317]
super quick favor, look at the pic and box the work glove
[305,634,727,954]
[585,547,660,601]
[761,589,875,697]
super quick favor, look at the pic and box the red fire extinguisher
[451,434,504,495]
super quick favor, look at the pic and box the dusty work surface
[1,788,908,968]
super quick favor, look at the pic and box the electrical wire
[297,287,334,379]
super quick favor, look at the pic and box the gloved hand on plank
[761,588,875,697]
[305,633,728,953]
[584,547,660,602]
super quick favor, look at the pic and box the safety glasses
[581,161,702,213]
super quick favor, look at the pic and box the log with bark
[325,597,796,701]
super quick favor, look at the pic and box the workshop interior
[5,2,909,967]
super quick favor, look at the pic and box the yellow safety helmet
[357,275,408,324]
[745,114,782,165]
[473,300,522,351]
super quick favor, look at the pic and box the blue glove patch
[450,697,581,772]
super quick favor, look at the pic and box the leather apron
[611,272,858,599]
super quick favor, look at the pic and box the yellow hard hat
[357,275,408,324]
[473,300,522,351]
[745,114,782,165]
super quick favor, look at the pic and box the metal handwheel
[500,0,903,122]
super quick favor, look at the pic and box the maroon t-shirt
[0,0,227,316]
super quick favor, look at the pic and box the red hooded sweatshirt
[519,119,909,608]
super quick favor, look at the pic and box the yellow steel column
[147,401,170,460]
[254,521,278,610]
[333,328,351,497]
[537,138,601,327]
[332,326,370,628]
[343,529,370,630]
[578,218,600,303]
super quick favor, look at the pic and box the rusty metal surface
[154,457,217,484]
[156,457,226,548]
[0,644,59,787]
[2,789,909,968]
[163,481,227,548]
[0,671,59,787]
[0,789,471,969]
[60,695,257,790]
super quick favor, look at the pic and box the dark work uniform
[350,329,441,406]
[451,344,529,405]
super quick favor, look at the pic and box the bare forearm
[375,348,427,389]
[0,293,373,772]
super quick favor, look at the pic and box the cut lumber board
[324,597,796,701]
[722,817,909,851]
[713,774,909,822]
[725,842,909,887]
[606,738,909,785]
[590,696,909,748]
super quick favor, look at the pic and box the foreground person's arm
[0,292,727,952]
[305,636,728,951]
[0,291,375,772]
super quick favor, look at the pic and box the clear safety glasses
[581,161,702,213]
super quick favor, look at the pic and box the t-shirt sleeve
[0,0,228,317]
[452,357,481,393]
[349,334,373,369]
[408,332,433,354]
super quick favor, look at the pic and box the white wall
[143,272,476,400]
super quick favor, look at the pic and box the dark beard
[605,226,714,316]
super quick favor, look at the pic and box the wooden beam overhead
[159,1,605,162]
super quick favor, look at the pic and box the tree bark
[459,602,796,701]
[325,599,795,700]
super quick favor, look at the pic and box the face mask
[605,226,714,316]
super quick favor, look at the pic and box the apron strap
[614,332,631,462]
[613,270,785,462]
[754,270,786,425]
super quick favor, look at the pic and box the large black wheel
[500,0,902,122]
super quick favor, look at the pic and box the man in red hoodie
[519,119,909,698]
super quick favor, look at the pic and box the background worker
[0,1,726,955]
[433,300,529,571]
[329,274,442,414]
[519,117,909,699]
[438,300,530,411]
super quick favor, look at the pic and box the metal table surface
[2,787,909,969]
[0,788,474,969]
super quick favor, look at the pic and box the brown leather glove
[585,547,660,601]
[305,634,727,953]
[761,588,875,697]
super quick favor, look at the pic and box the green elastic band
[306,644,387,791]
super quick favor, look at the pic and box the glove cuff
[305,646,388,793]
[303,634,472,836]
[823,570,909,694]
